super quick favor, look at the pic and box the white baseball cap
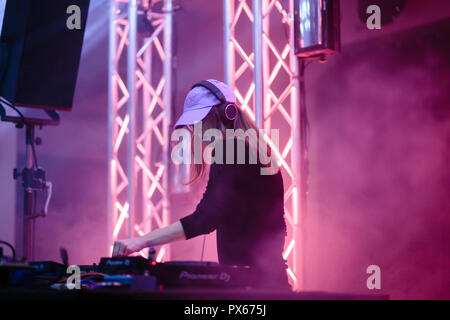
[174,79,236,128]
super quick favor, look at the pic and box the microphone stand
[1,102,59,261]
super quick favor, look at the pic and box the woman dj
[112,79,290,291]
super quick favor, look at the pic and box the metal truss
[108,0,173,262]
[224,0,303,290]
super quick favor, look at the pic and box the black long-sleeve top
[180,140,290,290]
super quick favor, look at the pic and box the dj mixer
[1,256,256,291]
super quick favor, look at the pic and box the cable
[43,181,52,217]
[299,60,311,149]
[56,272,107,284]
[0,240,16,258]
[30,134,39,168]
[0,97,26,128]
[200,235,206,262]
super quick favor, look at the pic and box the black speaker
[294,0,341,59]
[0,0,90,111]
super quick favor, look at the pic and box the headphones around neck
[191,81,238,125]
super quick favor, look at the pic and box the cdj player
[96,257,256,289]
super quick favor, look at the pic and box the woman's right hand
[112,237,146,257]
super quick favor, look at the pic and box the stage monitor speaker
[0,0,90,111]
[294,0,341,59]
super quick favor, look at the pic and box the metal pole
[143,36,152,238]
[298,59,308,291]
[107,0,116,256]
[252,0,263,129]
[162,0,173,260]
[290,0,303,291]
[23,124,34,260]
[127,0,138,239]
[262,0,270,131]
[223,0,234,87]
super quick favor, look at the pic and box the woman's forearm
[142,220,186,247]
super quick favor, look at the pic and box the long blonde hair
[185,107,266,185]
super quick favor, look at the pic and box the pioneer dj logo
[179,271,231,282]
[106,259,130,266]
[66,5,82,30]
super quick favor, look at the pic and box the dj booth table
[0,258,389,300]
[0,288,388,300]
